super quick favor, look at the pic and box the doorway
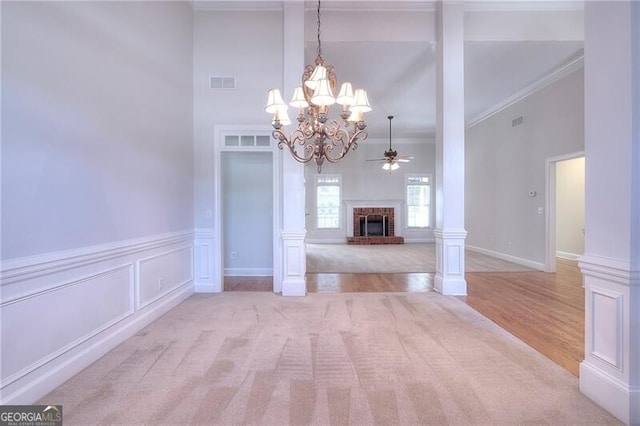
[221,152,274,291]
[213,128,280,293]
[545,152,585,272]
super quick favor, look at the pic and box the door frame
[213,125,281,292]
[544,151,584,272]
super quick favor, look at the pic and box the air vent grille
[210,76,236,89]
[512,116,524,127]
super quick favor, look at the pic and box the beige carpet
[39,293,618,425]
[307,243,537,274]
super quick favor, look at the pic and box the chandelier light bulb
[272,107,291,126]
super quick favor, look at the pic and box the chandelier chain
[316,0,322,58]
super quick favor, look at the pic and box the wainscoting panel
[138,245,193,309]
[194,228,217,292]
[0,231,194,405]
[1,264,134,388]
[590,286,623,369]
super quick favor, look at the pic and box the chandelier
[265,0,371,173]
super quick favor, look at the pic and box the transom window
[406,175,431,228]
[316,175,341,229]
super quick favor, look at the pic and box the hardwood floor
[224,259,584,377]
[462,258,584,376]
[224,276,273,291]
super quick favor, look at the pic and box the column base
[434,228,467,295]
[281,231,306,297]
[282,277,307,297]
[580,361,639,425]
[434,275,467,296]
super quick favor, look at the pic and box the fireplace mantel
[344,200,404,238]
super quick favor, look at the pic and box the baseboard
[557,250,582,261]
[305,238,346,244]
[404,238,436,243]
[1,283,193,405]
[466,245,545,270]
[224,268,273,276]
[580,361,639,425]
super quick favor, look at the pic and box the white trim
[0,230,193,285]
[192,0,580,13]
[556,250,581,261]
[0,264,135,389]
[1,284,192,405]
[224,268,273,276]
[466,244,545,270]
[580,362,639,425]
[137,245,194,310]
[467,51,584,129]
[0,231,194,404]
[464,1,584,12]
[580,254,640,286]
[544,151,584,273]
[305,238,346,244]
[214,125,280,294]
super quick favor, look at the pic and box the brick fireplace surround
[347,207,405,245]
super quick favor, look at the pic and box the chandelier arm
[272,128,316,164]
[322,126,368,164]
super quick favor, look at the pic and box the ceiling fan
[367,115,414,170]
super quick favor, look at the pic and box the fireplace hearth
[347,207,404,245]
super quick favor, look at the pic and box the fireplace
[347,207,404,245]
[359,215,389,236]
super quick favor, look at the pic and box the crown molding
[193,1,582,13]
[464,1,584,12]
[466,49,584,129]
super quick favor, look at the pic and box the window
[316,175,341,229]
[406,175,431,228]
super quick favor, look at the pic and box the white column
[579,2,639,424]
[280,2,307,296]
[434,1,467,295]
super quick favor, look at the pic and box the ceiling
[197,0,585,141]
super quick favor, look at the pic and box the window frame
[315,174,342,230]
[405,174,432,229]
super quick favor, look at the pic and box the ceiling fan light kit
[367,115,413,171]
[265,0,371,173]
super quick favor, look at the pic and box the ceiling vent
[512,116,524,127]
[210,76,236,89]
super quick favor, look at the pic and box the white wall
[193,9,283,231]
[465,68,584,267]
[305,138,436,243]
[1,1,194,259]
[556,156,585,259]
[0,1,194,404]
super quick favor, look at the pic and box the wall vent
[210,76,236,89]
[512,116,524,127]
